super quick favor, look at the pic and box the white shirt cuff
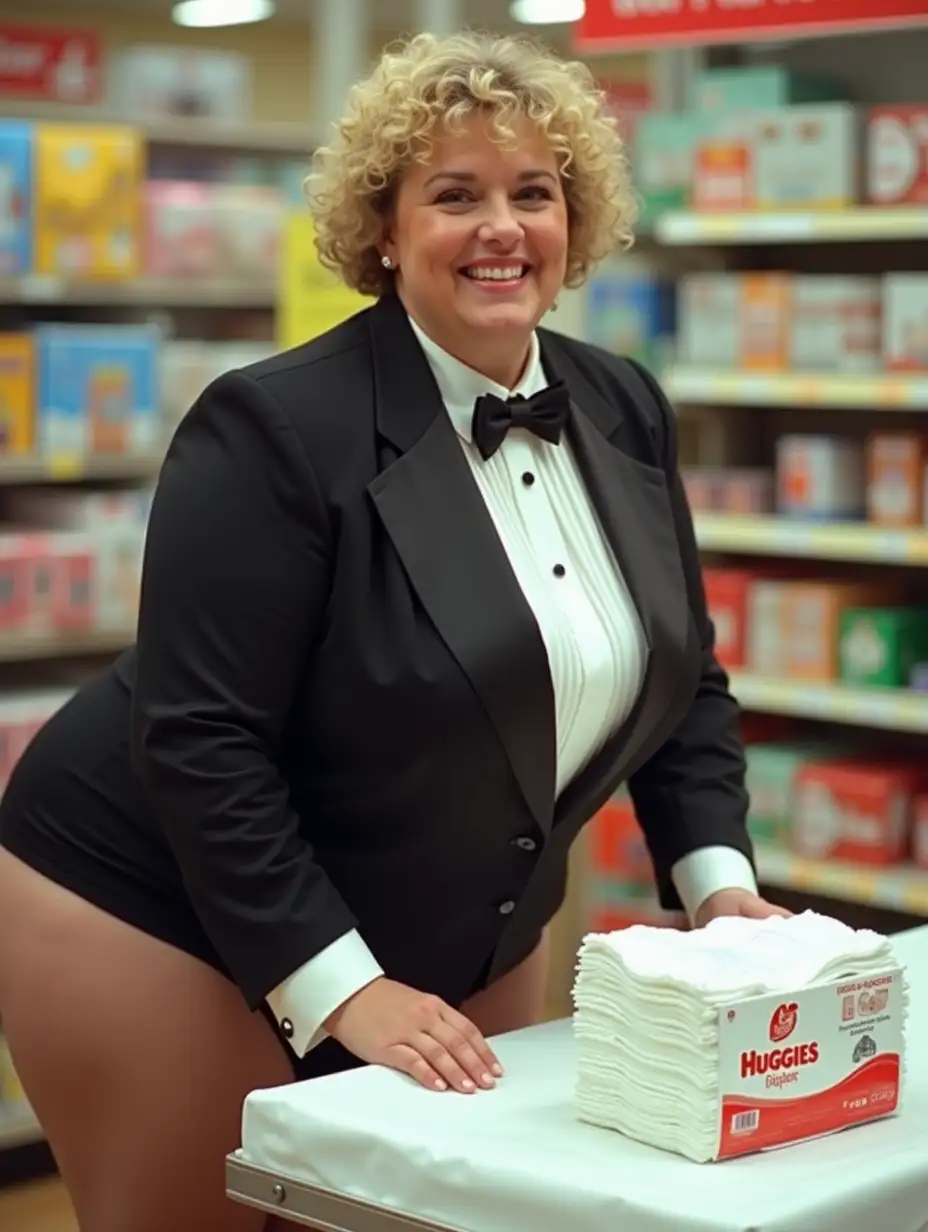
[265,930,384,1058]
[670,846,758,925]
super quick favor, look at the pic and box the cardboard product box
[678,274,741,368]
[585,269,676,371]
[588,793,654,884]
[792,759,928,864]
[790,277,882,373]
[783,581,903,683]
[866,432,928,526]
[703,567,760,671]
[214,184,282,281]
[0,333,34,456]
[776,435,865,522]
[740,274,792,371]
[839,607,928,689]
[35,324,162,459]
[692,133,754,212]
[145,180,221,278]
[681,466,723,512]
[109,44,253,123]
[747,579,790,677]
[752,105,860,210]
[883,274,928,372]
[867,106,928,206]
[718,468,775,515]
[712,968,905,1161]
[695,67,846,114]
[745,742,846,849]
[0,120,33,276]
[633,112,711,223]
[34,124,144,281]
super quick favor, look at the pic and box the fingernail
[462,1078,475,1091]
[481,1072,495,1088]
[434,1078,447,1091]
[492,1063,504,1078]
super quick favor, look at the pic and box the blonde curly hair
[310,30,637,298]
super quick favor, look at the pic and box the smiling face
[381,112,569,387]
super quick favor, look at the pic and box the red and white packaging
[714,970,905,1160]
[867,106,928,206]
[884,274,928,372]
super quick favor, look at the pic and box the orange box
[792,760,928,865]
[703,567,760,670]
[588,795,653,883]
[0,333,34,455]
[866,432,928,527]
[693,138,753,211]
[782,581,902,682]
[740,274,792,371]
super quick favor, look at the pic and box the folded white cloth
[572,911,906,1163]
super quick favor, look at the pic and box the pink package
[145,181,220,278]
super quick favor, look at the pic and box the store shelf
[664,367,928,409]
[729,674,928,733]
[0,1106,43,1150]
[0,628,134,665]
[0,99,316,155]
[756,846,928,916]
[0,452,163,485]
[0,276,276,309]
[695,514,928,565]
[656,206,928,246]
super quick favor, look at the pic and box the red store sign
[0,24,102,104]
[575,0,928,53]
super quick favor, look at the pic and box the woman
[0,30,785,1232]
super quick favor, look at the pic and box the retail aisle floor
[0,1177,77,1231]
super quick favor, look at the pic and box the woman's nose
[477,197,524,245]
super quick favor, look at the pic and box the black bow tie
[471,381,572,461]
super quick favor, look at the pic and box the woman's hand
[694,888,791,930]
[323,977,503,1094]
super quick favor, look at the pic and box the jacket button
[514,836,537,852]
[499,900,516,916]
[281,1018,294,1039]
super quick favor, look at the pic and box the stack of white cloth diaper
[572,910,906,1163]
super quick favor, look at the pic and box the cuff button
[281,1018,294,1039]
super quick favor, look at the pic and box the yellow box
[34,124,144,281]
[0,334,34,455]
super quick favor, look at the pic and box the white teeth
[465,265,525,281]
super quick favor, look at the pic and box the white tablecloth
[239,925,928,1232]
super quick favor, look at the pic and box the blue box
[0,121,33,275]
[585,270,677,371]
[36,324,162,459]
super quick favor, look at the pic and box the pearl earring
[381,255,393,269]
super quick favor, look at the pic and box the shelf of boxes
[0,453,163,486]
[0,276,277,310]
[730,674,928,733]
[0,98,316,157]
[755,846,928,915]
[694,515,928,565]
[656,207,928,246]
[663,368,928,410]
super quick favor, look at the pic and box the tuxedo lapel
[539,338,691,823]
[366,295,556,832]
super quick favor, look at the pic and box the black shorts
[0,665,541,1084]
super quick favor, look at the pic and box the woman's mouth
[459,263,531,289]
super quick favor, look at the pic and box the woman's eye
[435,189,472,205]
[518,186,553,202]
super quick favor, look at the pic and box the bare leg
[0,849,295,1232]
[460,929,551,1039]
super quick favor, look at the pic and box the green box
[633,112,712,226]
[694,67,846,113]
[839,607,928,689]
[745,742,842,848]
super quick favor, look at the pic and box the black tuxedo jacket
[130,291,753,1013]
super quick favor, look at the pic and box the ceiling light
[172,0,275,27]
[509,0,585,24]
